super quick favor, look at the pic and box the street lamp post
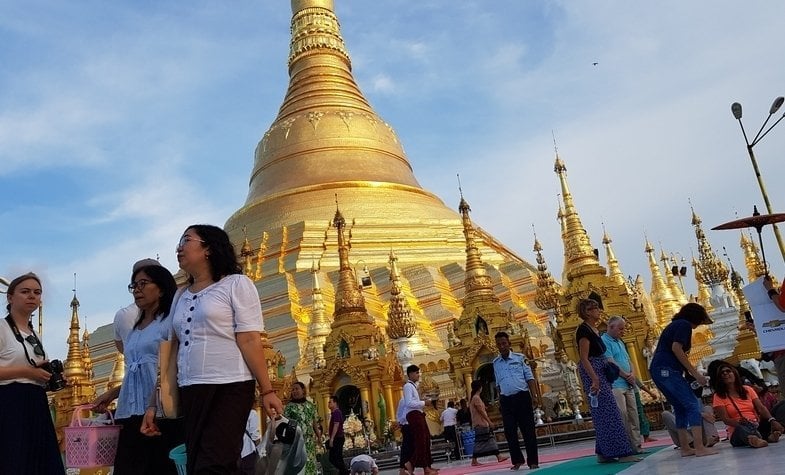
[731,96,785,264]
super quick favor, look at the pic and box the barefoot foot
[748,436,768,449]
[680,448,696,457]
[618,456,642,463]
[695,446,720,456]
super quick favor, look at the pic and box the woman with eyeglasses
[142,224,283,474]
[649,303,718,457]
[711,360,783,448]
[0,272,65,474]
[93,264,182,474]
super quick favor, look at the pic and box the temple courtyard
[378,427,785,475]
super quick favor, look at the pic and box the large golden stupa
[224,0,547,399]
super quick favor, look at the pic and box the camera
[39,359,66,392]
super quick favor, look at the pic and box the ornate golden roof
[533,236,561,319]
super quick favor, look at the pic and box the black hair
[470,380,483,397]
[184,224,242,283]
[494,331,510,341]
[406,364,420,375]
[711,361,749,400]
[131,265,177,329]
[672,302,709,325]
[448,401,455,408]
[293,381,306,391]
[329,395,338,403]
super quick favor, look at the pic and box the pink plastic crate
[64,405,121,468]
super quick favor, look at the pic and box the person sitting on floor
[711,361,784,448]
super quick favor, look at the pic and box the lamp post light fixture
[731,96,785,263]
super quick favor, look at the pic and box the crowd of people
[4,229,785,474]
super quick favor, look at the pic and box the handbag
[604,362,620,383]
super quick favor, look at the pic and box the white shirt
[115,315,170,419]
[171,274,264,386]
[402,380,425,416]
[0,321,47,386]
[114,303,139,348]
[242,409,261,457]
[440,407,458,427]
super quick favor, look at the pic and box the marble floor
[379,428,785,475]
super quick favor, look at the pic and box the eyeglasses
[25,334,45,357]
[128,279,153,293]
[178,235,206,249]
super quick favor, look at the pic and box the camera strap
[4,314,43,367]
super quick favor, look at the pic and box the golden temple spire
[81,322,93,381]
[458,190,490,289]
[691,206,729,286]
[645,239,680,326]
[533,233,561,321]
[554,156,602,281]
[691,255,715,312]
[740,231,767,282]
[254,231,269,281]
[661,249,687,305]
[331,205,373,328]
[386,250,416,339]
[602,226,627,289]
[225,0,459,236]
[64,290,88,383]
[728,265,760,362]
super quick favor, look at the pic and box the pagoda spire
[691,255,715,312]
[645,239,680,326]
[740,231,767,282]
[602,227,628,289]
[661,249,687,305]
[331,205,373,329]
[107,353,125,390]
[554,156,602,281]
[692,207,729,287]
[458,191,492,296]
[63,292,88,383]
[728,266,760,362]
[533,234,562,322]
[386,250,416,340]
[81,323,93,381]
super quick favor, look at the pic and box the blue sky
[2,1,785,360]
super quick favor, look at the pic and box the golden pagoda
[740,231,767,282]
[222,0,545,417]
[645,239,681,327]
[52,293,96,449]
[550,155,650,382]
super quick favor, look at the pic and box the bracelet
[769,417,776,423]
[261,388,276,397]
[768,289,779,299]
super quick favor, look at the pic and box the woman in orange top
[712,361,784,447]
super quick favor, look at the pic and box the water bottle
[589,392,599,408]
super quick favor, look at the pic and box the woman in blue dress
[575,298,640,463]
[93,263,183,474]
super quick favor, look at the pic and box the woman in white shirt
[143,224,283,474]
[0,273,65,474]
[93,264,182,474]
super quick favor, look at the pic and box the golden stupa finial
[690,203,728,286]
[532,226,561,318]
[691,254,714,311]
[330,205,372,328]
[645,237,680,326]
[601,223,627,288]
[81,316,93,381]
[554,154,600,279]
[304,259,330,369]
[387,250,416,339]
[660,247,686,304]
[289,0,349,68]
[740,230,767,281]
[64,273,88,384]
[457,185,490,290]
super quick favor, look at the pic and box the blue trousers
[651,366,702,428]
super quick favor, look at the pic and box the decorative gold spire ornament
[661,249,687,305]
[692,208,729,286]
[602,227,628,289]
[645,239,680,327]
[727,267,761,363]
[691,256,715,312]
[386,250,416,340]
[533,235,561,322]
[740,231,767,282]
